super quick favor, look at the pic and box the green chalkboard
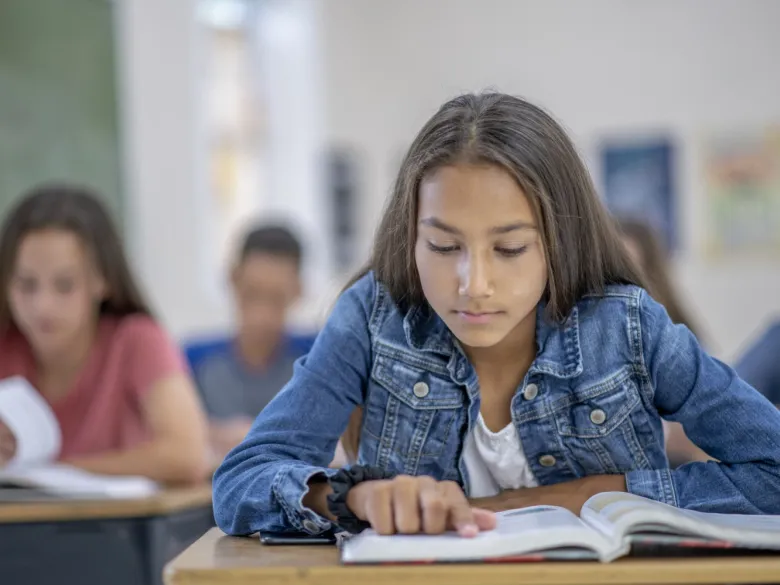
[0,0,122,225]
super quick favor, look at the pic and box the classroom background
[2,1,780,584]
[2,0,778,359]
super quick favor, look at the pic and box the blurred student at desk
[0,183,209,484]
[186,225,316,461]
[736,320,780,406]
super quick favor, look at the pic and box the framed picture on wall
[701,127,780,259]
[600,138,677,251]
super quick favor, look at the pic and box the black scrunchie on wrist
[326,465,396,534]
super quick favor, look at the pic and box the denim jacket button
[539,454,556,467]
[303,519,320,533]
[413,382,430,398]
[590,409,607,425]
[523,384,539,400]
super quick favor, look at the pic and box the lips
[34,321,59,334]
[454,310,503,324]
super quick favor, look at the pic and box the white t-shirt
[463,413,539,498]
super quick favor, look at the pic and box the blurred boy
[193,225,310,459]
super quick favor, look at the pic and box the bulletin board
[0,0,123,225]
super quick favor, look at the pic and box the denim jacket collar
[402,303,454,356]
[530,304,583,379]
[402,301,583,380]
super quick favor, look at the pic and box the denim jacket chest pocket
[551,366,655,475]
[361,349,466,477]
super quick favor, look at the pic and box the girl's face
[8,229,106,358]
[415,163,548,351]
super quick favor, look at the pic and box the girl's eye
[427,242,460,254]
[496,246,527,257]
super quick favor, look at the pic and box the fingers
[358,476,495,537]
[418,477,447,534]
[0,442,14,464]
[472,507,498,531]
[392,475,421,534]
[440,481,479,537]
[364,480,395,535]
[0,423,16,464]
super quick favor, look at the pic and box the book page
[581,492,780,549]
[341,505,625,564]
[0,376,61,468]
[0,463,159,499]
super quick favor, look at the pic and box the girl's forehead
[418,164,534,220]
[15,229,91,273]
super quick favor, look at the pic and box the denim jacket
[213,272,780,536]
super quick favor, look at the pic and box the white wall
[116,0,780,359]
[117,0,226,337]
[320,0,780,359]
[116,0,332,339]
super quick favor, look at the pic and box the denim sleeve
[212,274,375,535]
[734,322,780,405]
[625,291,780,514]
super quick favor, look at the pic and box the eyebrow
[419,217,536,235]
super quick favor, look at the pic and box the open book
[0,376,159,500]
[341,492,780,564]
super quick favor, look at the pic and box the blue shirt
[213,272,780,536]
[186,335,315,419]
[735,321,780,405]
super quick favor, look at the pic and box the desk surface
[164,528,780,585]
[0,483,213,523]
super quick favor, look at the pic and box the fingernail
[458,523,479,537]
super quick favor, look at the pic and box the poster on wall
[600,139,677,251]
[702,127,780,259]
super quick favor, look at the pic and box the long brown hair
[0,183,153,331]
[616,218,700,338]
[341,93,644,461]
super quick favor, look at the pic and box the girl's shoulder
[576,283,668,331]
[98,313,177,353]
[336,270,394,317]
[581,283,645,303]
[96,314,186,384]
[577,284,681,342]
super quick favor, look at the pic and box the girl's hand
[0,420,17,466]
[346,475,496,536]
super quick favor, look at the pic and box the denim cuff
[271,465,338,535]
[625,468,678,507]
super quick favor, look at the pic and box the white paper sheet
[0,376,61,468]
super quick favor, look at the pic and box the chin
[449,326,508,349]
[27,331,70,354]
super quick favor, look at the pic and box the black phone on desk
[259,532,337,545]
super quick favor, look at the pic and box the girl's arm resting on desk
[471,474,626,514]
[64,373,210,484]
[625,292,780,514]
[212,276,375,536]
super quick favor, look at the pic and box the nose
[458,251,494,299]
[30,290,58,319]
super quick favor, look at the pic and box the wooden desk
[0,484,214,585]
[165,528,780,585]
[0,483,213,523]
